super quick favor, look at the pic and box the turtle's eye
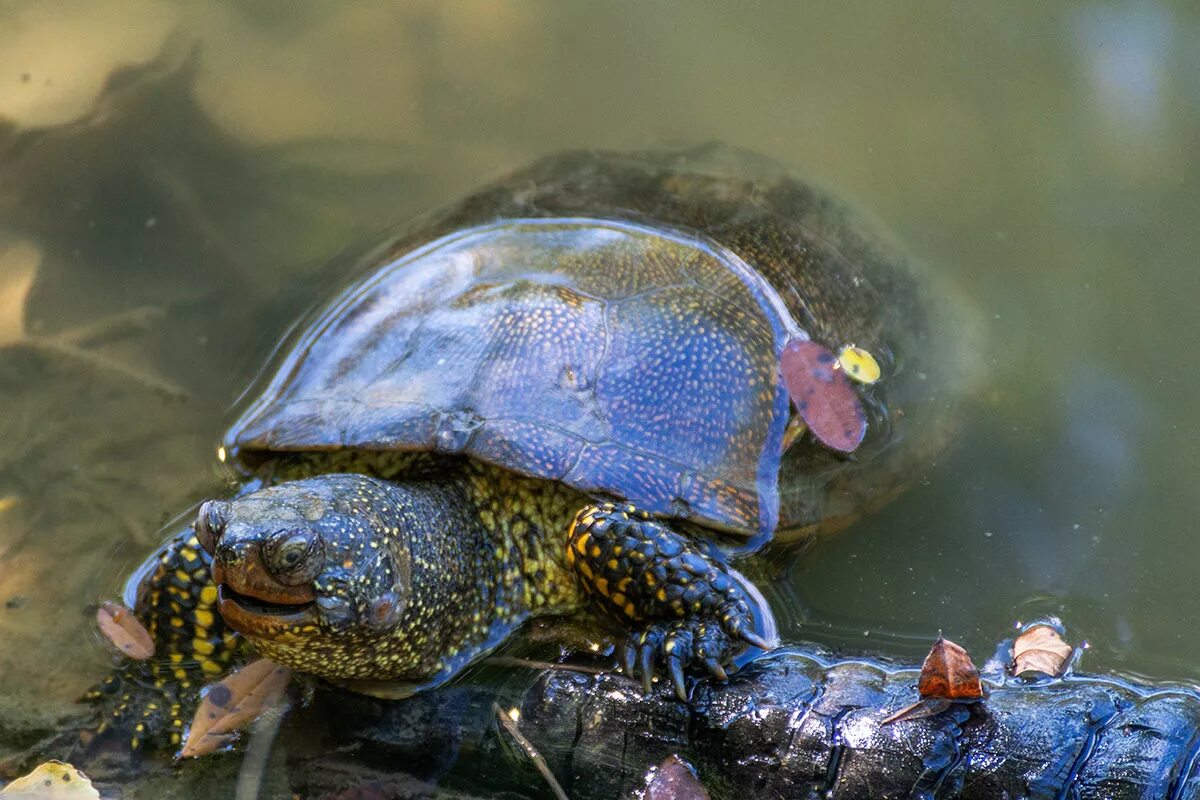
[195,500,230,555]
[263,528,324,585]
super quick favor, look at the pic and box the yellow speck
[192,638,214,656]
[194,609,214,628]
[199,585,218,605]
[624,602,637,618]
[838,345,881,384]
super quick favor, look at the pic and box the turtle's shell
[229,146,965,541]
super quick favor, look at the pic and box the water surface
[2,1,1199,796]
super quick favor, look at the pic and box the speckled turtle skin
[88,145,965,751]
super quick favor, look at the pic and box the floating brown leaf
[179,658,291,758]
[1011,624,1073,677]
[644,755,710,800]
[95,601,154,660]
[0,760,99,799]
[918,637,982,700]
[780,338,867,453]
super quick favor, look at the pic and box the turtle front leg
[567,502,771,701]
[85,525,241,752]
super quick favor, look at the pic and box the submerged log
[294,645,1200,800]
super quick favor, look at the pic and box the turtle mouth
[217,584,317,632]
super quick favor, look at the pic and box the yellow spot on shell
[194,609,214,628]
[838,345,881,384]
[199,585,218,605]
[192,638,214,656]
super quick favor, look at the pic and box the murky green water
[2,1,1199,796]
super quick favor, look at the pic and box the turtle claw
[621,614,763,700]
[637,637,656,694]
[666,654,687,701]
[703,657,727,681]
[738,629,772,651]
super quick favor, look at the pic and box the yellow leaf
[837,345,881,384]
[0,761,99,799]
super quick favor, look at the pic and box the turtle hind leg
[566,502,770,701]
[85,527,241,752]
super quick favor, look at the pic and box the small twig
[234,702,288,800]
[494,703,569,800]
[485,656,607,675]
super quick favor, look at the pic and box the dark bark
[293,647,1200,800]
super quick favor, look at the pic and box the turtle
[87,145,970,751]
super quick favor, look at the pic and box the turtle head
[197,474,415,671]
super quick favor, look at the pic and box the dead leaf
[95,601,154,660]
[882,638,982,726]
[179,658,292,758]
[0,761,99,799]
[643,755,710,800]
[780,338,867,453]
[918,637,982,700]
[1011,624,1073,677]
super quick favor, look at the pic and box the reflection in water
[1,2,1200,796]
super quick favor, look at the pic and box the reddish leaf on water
[918,637,983,700]
[96,601,154,660]
[780,338,867,453]
[179,658,292,758]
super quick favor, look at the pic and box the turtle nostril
[195,500,230,555]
